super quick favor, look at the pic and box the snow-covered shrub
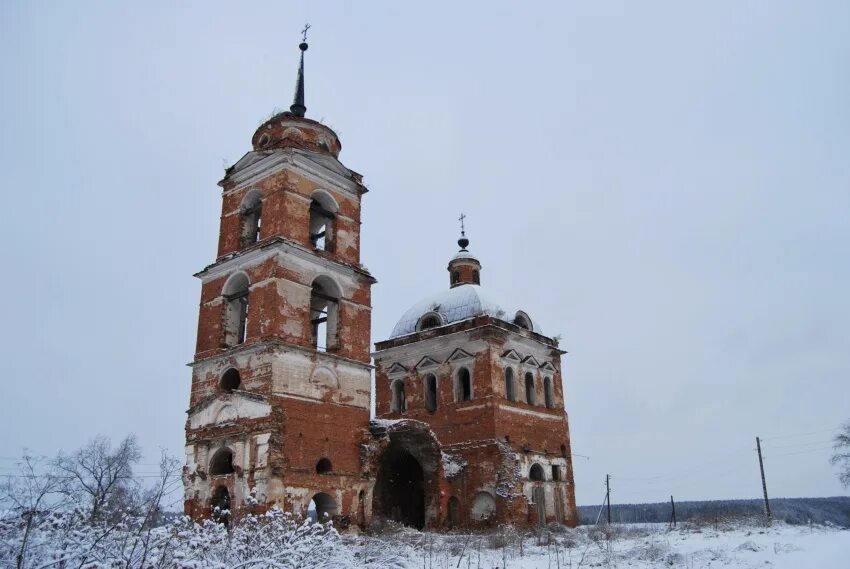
[0,506,351,569]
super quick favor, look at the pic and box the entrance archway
[308,492,337,523]
[373,445,425,529]
[210,486,230,526]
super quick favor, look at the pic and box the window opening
[417,313,441,331]
[525,372,536,405]
[310,281,339,351]
[391,380,406,413]
[220,368,241,392]
[505,368,516,401]
[472,269,480,284]
[425,374,437,412]
[309,199,336,252]
[552,465,561,481]
[316,458,332,474]
[223,273,250,347]
[209,448,235,475]
[451,271,460,285]
[529,463,545,481]
[240,199,262,248]
[456,368,472,402]
[544,376,553,408]
[514,311,532,330]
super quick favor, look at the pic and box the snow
[369,418,405,427]
[389,284,544,338]
[344,522,849,568]
[4,503,847,568]
[441,452,467,478]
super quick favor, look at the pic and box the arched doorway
[373,445,425,529]
[308,492,337,523]
[447,496,460,529]
[210,486,230,526]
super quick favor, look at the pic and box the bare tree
[53,434,142,522]
[831,420,850,488]
[0,454,66,569]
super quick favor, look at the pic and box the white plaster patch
[189,394,272,429]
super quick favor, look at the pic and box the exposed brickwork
[373,310,579,528]
[184,103,578,532]
[184,115,375,526]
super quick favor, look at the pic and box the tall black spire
[289,24,310,117]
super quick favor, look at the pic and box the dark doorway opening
[373,446,425,529]
[211,486,230,526]
[447,496,460,529]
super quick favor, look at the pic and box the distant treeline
[577,497,850,527]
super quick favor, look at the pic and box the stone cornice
[373,318,564,356]
[220,149,363,198]
[190,338,374,371]
[194,236,376,285]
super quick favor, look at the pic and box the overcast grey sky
[1,1,848,507]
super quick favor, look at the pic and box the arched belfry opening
[370,419,442,530]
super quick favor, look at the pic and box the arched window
[309,191,338,252]
[472,270,480,284]
[451,271,460,285]
[456,368,472,402]
[525,372,536,405]
[316,458,332,474]
[505,368,516,402]
[223,273,250,347]
[514,311,532,330]
[310,276,340,351]
[220,368,241,392]
[529,463,545,481]
[425,374,438,412]
[391,379,406,413]
[239,191,262,248]
[209,448,235,475]
[416,312,442,331]
[544,376,553,408]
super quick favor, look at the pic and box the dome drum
[252,114,341,157]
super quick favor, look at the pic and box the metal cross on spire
[458,212,467,236]
[289,24,310,117]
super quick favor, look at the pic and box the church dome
[389,284,541,339]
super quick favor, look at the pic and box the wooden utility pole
[756,437,771,521]
[606,474,611,524]
[670,495,677,528]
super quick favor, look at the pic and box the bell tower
[183,33,375,524]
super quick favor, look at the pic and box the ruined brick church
[183,38,578,530]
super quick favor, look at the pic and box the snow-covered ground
[349,522,849,568]
[3,506,847,568]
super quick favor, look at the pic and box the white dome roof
[388,284,542,339]
[450,249,480,262]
